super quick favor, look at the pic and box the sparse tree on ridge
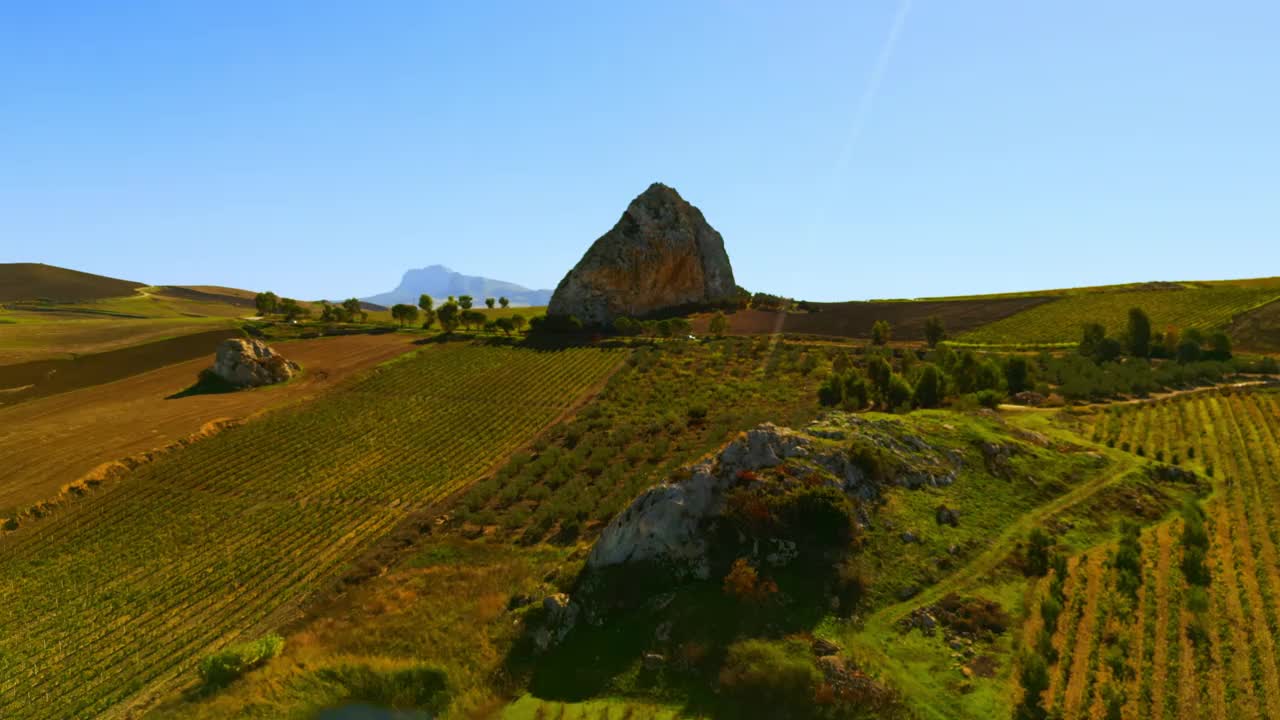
[499,296,510,309]
[342,298,366,322]
[390,304,419,327]
[458,295,474,310]
[495,316,515,336]
[254,291,280,316]
[871,320,891,346]
[279,298,308,321]
[924,315,946,348]
[485,297,495,309]
[437,302,460,333]
[418,294,434,313]
[462,309,487,331]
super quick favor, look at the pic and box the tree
[1176,339,1202,364]
[318,301,336,322]
[613,317,638,336]
[1025,528,1054,577]
[1126,308,1152,358]
[924,315,946,348]
[1162,326,1180,357]
[1208,331,1232,360]
[390,304,419,327]
[1079,323,1106,359]
[1004,356,1031,394]
[485,297,495,309]
[437,302,460,333]
[279,298,308,321]
[495,317,515,336]
[498,296,509,309]
[1015,652,1050,720]
[669,317,693,337]
[420,308,436,330]
[1094,337,1123,364]
[709,311,728,337]
[886,374,914,410]
[458,295,474,310]
[254,291,280,316]
[866,356,892,404]
[656,319,673,338]
[342,298,366,322]
[913,364,944,408]
[418,294,434,313]
[461,309,487,331]
[510,314,527,333]
[871,319,891,346]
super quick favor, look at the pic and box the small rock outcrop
[547,183,736,326]
[210,338,298,388]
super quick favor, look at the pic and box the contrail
[807,0,914,244]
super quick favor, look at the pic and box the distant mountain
[362,265,552,307]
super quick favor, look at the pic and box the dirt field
[693,297,1054,340]
[0,332,419,516]
[0,328,243,406]
[0,316,241,364]
[0,262,144,302]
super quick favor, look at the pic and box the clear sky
[3,2,1277,301]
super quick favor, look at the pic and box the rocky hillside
[547,183,736,326]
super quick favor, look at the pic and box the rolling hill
[0,263,145,303]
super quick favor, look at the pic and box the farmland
[0,341,623,720]
[0,263,145,303]
[0,332,419,518]
[1016,387,1280,720]
[956,284,1280,347]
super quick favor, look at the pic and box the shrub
[316,663,449,712]
[198,634,284,690]
[976,389,1003,409]
[719,638,821,713]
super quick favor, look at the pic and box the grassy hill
[0,262,144,302]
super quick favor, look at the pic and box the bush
[316,663,449,711]
[719,638,821,712]
[976,389,1004,409]
[198,634,284,690]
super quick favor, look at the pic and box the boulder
[531,593,579,652]
[210,338,299,387]
[547,183,736,326]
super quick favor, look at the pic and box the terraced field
[0,341,623,720]
[1024,388,1280,719]
[956,285,1280,347]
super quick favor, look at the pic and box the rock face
[211,338,299,388]
[547,183,736,326]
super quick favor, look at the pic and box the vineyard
[1019,387,1280,719]
[454,337,825,542]
[0,341,623,720]
[955,285,1280,347]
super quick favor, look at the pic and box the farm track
[0,342,625,720]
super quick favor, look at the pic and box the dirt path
[0,333,419,516]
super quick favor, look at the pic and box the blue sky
[3,1,1277,301]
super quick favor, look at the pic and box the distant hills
[362,265,552,307]
[0,263,144,303]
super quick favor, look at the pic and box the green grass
[955,285,1280,346]
[0,342,624,720]
[502,695,693,719]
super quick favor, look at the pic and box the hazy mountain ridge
[361,265,552,307]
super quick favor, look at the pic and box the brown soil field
[0,316,239,365]
[0,328,243,406]
[692,296,1054,340]
[0,332,419,516]
[0,262,143,302]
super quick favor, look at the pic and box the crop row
[957,285,1279,346]
[1027,388,1280,719]
[0,342,624,719]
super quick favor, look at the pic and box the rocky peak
[547,183,736,326]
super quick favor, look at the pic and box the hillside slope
[0,263,144,302]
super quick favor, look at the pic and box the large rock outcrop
[210,338,298,388]
[547,183,736,326]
